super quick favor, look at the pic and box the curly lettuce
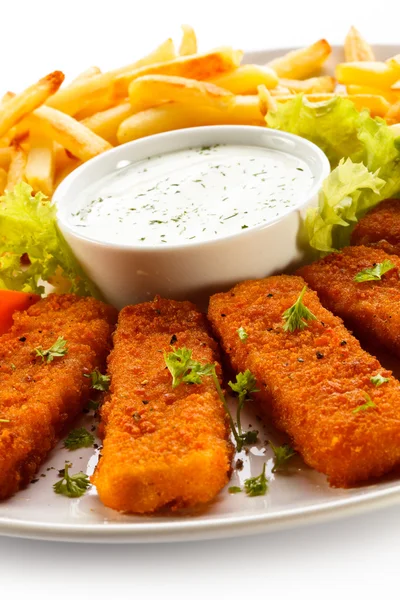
[267,95,400,251]
[305,159,385,252]
[0,182,101,297]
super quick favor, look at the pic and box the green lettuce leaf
[267,95,400,251]
[305,159,385,252]
[0,182,101,297]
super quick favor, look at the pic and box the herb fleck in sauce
[69,144,313,246]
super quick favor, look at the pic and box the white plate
[1,44,400,543]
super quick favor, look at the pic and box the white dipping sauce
[68,144,314,246]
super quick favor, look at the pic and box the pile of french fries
[0,25,399,199]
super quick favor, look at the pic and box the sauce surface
[68,144,314,246]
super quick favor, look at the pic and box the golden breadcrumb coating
[351,198,400,256]
[0,294,117,500]
[92,296,232,514]
[208,274,400,488]
[298,245,400,358]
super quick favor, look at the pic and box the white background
[1,0,400,597]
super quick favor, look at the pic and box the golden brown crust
[351,199,400,256]
[298,245,400,357]
[92,296,232,514]
[0,294,117,500]
[208,275,400,488]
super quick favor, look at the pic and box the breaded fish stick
[299,246,400,358]
[351,199,400,256]
[0,294,117,500]
[93,297,232,513]
[209,275,400,487]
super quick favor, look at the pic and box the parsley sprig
[270,442,296,473]
[282,286,317,332]
[164,348,258,451]
[352,393,377,414]
[244,464,268,496]
[370,373,389,387]
[229,370,259,450]
[237,326,248,342]
[34,336,68,363]
[84,369,110,392]
[227,465,268,497]
[354,259,395,282]
[64,428,95,450]
[53,462,90,498]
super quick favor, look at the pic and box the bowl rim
[54,125,330,253]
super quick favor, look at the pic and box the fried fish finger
[0,294,117,500]
[351,198,400,256]
[208,275,400,487]
[92,297,232,513]
[298,245,400,358]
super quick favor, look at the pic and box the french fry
[258,84,277,116]
[209,64,278,94]
[269,85,292,96]
[0,167,7,195]
[74,96,116,120]
[69,66,101,86]
[6,145,27,190]
[46,38,178,116]
[54,142,72,173]
[179,24,197,56]
[133,38,177,67]
[344,26,375,62]
[336,61,400,89]
[0,147,12,170]
[274,92,390,118]
[386,101,400,124]
[114,47,243,99]
[25,132,55,196]
[0,71,64,139]
[346,84,400,104]
[25,106,112,162]
[1,91,15,104]
[128,75,233,114]
[81,102,134,145]
[341,94,390,117]
[386,55,400,69]
[390,123,400,136]
[392,80,400,91]
[117,95,263,143]
[54,157,81,188]
[267,39,331,79]
[279,75,335,94]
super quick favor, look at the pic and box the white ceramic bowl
[54,126,330,308]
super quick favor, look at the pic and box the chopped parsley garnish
[228,370,259,451]
[228,486,242,494]
[270,442,296,473]
[282,286,317,332]
[87,399,100,411]
[237,326,248,342]
[370,373,390,386]
[34,337,68,363]
[164,347,255,451]
[53,463,90,498]
[244,464,268,497]
[352,394,377,414]
[164,347,214,388]
[354,260,396,282]
[84,369,110,392]
[63,428,95,450]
